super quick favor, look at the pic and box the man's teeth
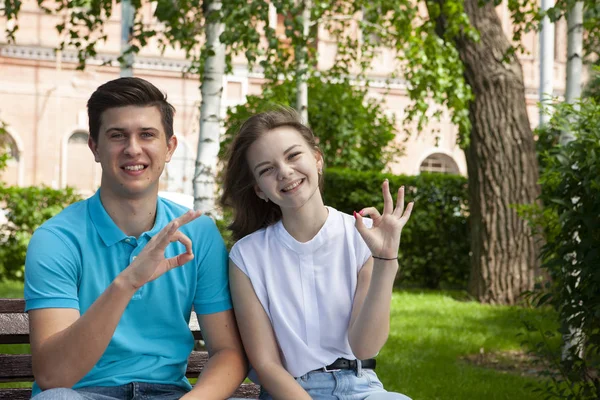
[124,165,145,171]
[283,180,302,191]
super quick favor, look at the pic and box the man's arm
[29,210,202,389]
[29,277,137,389]
[182,309,248,400]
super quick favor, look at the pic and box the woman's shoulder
[231,224,275,252]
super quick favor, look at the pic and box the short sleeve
[24,228,81,312]
[228,243,248,277]
[192,217,232,315]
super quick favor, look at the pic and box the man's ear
[165,135,178,163]
[88,136,100,163]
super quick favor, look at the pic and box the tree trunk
[295,0,311,123]
[438,0,541,304]
[193,0,225,213]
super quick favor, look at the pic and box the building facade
[0,1,571,198]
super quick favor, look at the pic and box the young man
[24,77,247,399]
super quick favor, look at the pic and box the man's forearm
[32,275,137,389]
[185,348,248,400]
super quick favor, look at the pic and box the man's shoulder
[36,198,89,235]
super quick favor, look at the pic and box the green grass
[0,282,559,398]
[377,290,559,400]
[0,280,24,298]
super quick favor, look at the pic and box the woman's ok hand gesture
[354,180,414,260]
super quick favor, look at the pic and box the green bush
[0,185,81,281]
[524,99,600,399]
[324,168,470,289]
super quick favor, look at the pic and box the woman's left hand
[354,179,414,260]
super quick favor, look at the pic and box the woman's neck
[281,195,329,243]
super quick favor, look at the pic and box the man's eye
[111,133,125,139]
[141,132,155,138]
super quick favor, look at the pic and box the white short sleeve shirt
[229,207,372,378]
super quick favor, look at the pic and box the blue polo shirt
[24,190,231,395]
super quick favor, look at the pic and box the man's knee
[32,388,85,400]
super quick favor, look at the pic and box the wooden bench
[0,299,259,399]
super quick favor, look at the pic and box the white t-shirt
[229,207,372,378]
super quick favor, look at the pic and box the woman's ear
[254,185,269,203]
[316,152,324,174]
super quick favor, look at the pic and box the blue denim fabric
[31,382,188,400]
[259,369,412,400]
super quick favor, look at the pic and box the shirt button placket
[130,241,143,300]
[300,253,320,348]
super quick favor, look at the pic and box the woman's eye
[259,166,273,176]
[288,152,301,160]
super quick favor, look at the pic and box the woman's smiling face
[247,126,323,212]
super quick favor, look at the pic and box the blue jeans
[31,382,250,400]
[259,369,412,400]
[31,382,189,400]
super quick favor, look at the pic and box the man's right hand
[123,210,202,290]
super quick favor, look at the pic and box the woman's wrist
[372,255,398,261]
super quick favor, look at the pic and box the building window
[419,153,459,174]
[66,131,96,192]
[0,132,20,185]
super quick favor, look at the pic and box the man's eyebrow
[105,127,126,133]
[105,127,159,132]
[253,144,302,172]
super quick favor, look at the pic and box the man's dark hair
[87,77,175,142]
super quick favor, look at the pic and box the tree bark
[193,0,225,213]
[437,0,541,304]
[295,0,311,123]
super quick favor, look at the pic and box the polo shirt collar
[89,190,167,246]
[145,197,168,238]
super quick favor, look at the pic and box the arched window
[0,132,20,185]
[66,131,97,192]
[419,153,460,174]
[161,138,195,196]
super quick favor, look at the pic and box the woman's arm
[348,257,399,359]
[229,261,312,400]
[348,180,413,359]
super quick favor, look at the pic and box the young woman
[221,108,413,400]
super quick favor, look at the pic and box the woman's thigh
[260,370,411,400]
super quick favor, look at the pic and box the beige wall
[0,1,573,195]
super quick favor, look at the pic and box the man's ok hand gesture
[124,210,202,290]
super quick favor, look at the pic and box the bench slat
[0,314,29,345]
[0,388,30,400]
[0,351,212,382]
[0,308,203,343]
[0,299,25,314]
[0,354,32,383]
